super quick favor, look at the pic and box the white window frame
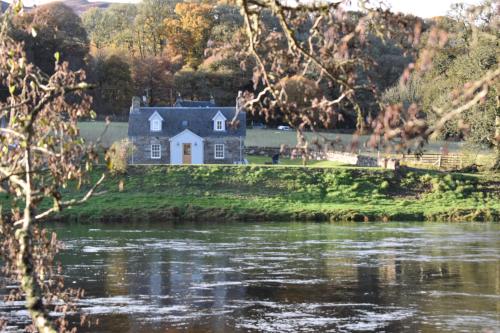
[151,144,161,159]
[215,120,224,131]
[214,144,224,159]
[212,111,227,132]
[151,119,161,132]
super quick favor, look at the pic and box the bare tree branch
[13,173,106,226]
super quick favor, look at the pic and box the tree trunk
[17,148,57,333]
[17,226,57,333]
[493,115,500,170]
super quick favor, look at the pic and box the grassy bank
[24,165,498,223]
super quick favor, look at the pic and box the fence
[245,146,480,170]
[382,153,469,170]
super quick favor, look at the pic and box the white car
[277,125,292,131]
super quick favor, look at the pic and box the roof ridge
[138,106,237,109]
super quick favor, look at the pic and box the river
[1,221,499,332]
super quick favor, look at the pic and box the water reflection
[1,222,499,332]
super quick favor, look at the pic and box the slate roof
[128,107,246,138]
[173,100,216,108]
[1,1,9,12]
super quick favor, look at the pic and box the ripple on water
[2,221,499,333]
[235,301,415,333]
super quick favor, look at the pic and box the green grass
[79,121,473,153]
[79,121,129,148]
[245,155,347,167]
[14,165,498,223]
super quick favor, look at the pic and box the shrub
[380,180,390,191]
[106,139,135,174]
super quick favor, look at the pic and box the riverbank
[33,165,498,223]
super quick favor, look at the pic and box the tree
[382,75,423,109]
[82,4,138,53]
[236,0,499,160]
[81,7,109,50]
[10,2,89,75]
[164,2,215,67]
[421,33,498,139]
[131,56,175,105]
[90,54,134,117]
[380,3,499,165]
[210,4,244,44]
[106,4,139,53]
[0,4,105,332]
[135,0,173,57]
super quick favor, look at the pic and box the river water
[1,221,499,332]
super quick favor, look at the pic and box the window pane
[215,144,224,159]
[152,120,161,131]
[151,144,161,159]
[216,120,223,130]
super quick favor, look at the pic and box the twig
[0,100,29,113]
[13,173,106,226]
[0,127,26,139]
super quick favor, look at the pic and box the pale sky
[8,0,483,18]
[358,0,483,18]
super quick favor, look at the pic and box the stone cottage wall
[325,151,378,167]
[205,137,244,164]
[130,136,170,164]
[130,136,244,164]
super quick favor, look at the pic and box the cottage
[127,96,246,164]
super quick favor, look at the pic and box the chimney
[236,90,243,112]
[143,88,151,106]
[174,92,183,107]
[210,94,215,105]
[130,96,141,114]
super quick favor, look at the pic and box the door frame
[169,129,204,164]
[182,143,192,164]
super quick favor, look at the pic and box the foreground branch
[13,173,106,226]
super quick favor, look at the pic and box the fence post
[437,154,442,169]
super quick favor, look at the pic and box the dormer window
[151,119,161,131]
[149,111,164,132]
[215,120,223,131]
[212,111,227,132]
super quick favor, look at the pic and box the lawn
[79,121,129,148]
[79,121,469,153]
[246,155,349,167]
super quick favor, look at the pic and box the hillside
[0,0,114,15]
[49,0,110,15]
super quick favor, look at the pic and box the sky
[7,0,483,18]
[362,0,483,18]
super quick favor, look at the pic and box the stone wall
[130,136,171,164]
[204,137,244,164]
[245,146,399,169]
[326,151,401,169]
[244,146,327,160]
[129,135,244,164]
[245,146,285,156]
[325,151,378,167]
[377,157,400,170]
